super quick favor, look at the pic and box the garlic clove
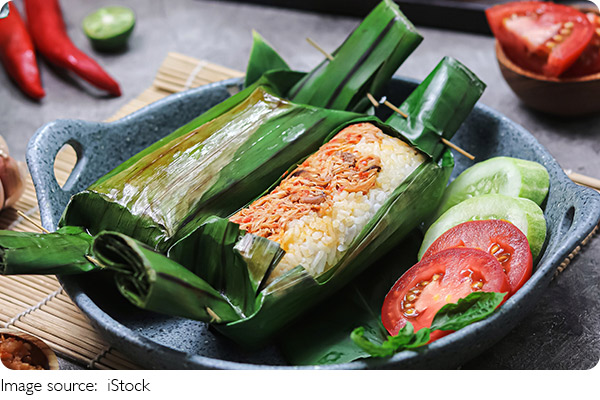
[0,156,25,208]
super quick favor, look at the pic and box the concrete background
[1,0,599,369]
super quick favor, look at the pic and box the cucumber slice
[82,6,135,51]
[433,157,549,220]
[419,194,546,260]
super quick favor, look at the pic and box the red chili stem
[0,3,45,99]
[24,0,121,96]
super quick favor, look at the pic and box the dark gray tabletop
[2,0,599,369]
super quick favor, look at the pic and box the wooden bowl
[0,329,59,370]
[495,41,600,116]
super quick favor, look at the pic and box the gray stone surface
[1,0,599,369]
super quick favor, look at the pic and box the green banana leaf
[289,0,422,112]
[62,82,361,251]
[92,232,241,322]
[387,56,486,160]
[0,226,95,275]
[245,30,290,88]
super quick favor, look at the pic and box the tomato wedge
[381,248,510,340]
[564,11,600,77]
[421,220,533,295]
[486,1,594,77]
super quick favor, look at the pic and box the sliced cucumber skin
[432,157,549,221]
[419,194,546,260]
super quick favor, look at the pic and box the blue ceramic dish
[27,77,600,369]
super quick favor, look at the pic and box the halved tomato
[381,248,510,340]
[421,219,533,295]
[564,11,600,77]
[486,1,594,77]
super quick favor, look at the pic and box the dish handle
[539,180,600,276]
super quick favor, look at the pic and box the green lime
[82,6,135,51]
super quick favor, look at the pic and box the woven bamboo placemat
[0,52,243,370]
[0,51,597,369]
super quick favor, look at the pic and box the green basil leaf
[350,322,429,357]
[431,291,507,332]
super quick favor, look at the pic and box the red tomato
[564,12,600,77]
[421,220,533,295]
[381,248,510,340]
[486,1,594,77]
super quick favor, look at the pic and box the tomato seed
[546,41,556,49]
[553,34,563,42]
[560,28,571,36]
[406,294,416,301]
[421,280,430,286]
[497,253,511,262]
[564,21,574,29]
[489,244,501,254]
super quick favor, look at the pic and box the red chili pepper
[24,0,121,96]
[0,3,45,99]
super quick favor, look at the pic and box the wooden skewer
[306,38,334,61]
[565,170,600,192]
[440,138,475,160]
[306,37,475,161]
[16,210,49,234]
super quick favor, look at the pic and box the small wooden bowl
[495,41,600,116]
[0,329,59,370]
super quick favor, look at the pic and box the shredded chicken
[230,123,384,243]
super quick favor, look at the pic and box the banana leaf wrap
[0,226,95,275]
[386,56,486,160]
[61,81,361,251]
[92,232,241,322]
[90,122,453,348]
[89,56,485,348]
[287,0,422,112]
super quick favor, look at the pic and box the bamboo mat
[0,51,597,369]
[0,52,243,370]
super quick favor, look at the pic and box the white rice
[271,130,426,280]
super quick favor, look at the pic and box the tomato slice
[421,220,533,295]
[381,248,510,340]
[564,12,600,77]
[486,1,594,77]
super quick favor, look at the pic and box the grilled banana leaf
[0,226,95,275]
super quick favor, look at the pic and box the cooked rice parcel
[230,123,426,281]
